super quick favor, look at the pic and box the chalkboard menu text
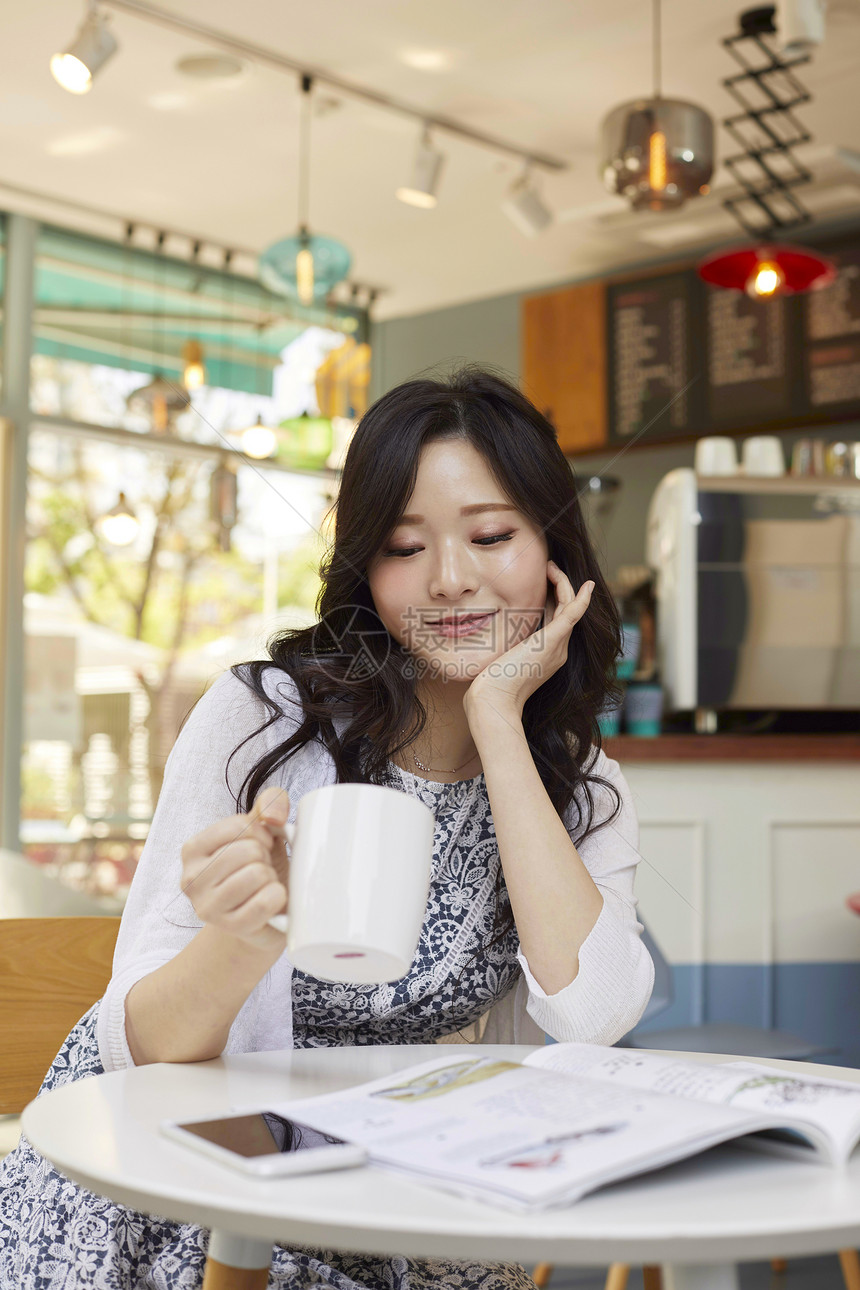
[606,227,860,445]
[608,272,698,443]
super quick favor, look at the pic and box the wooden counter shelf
[603,733,860,762]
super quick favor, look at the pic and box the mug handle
[266,819,296,935]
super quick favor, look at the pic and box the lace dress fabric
[0,767,535,1290]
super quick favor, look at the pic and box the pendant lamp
[95,492,139,547]
[696,8,836,300]
[127,231,188,432]
[126,374,188,433]
[182,339,206,389]
[600,0,714,211]
[259,75,352,305]
[698,243,836,299]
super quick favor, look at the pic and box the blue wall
[629,963,860,1069]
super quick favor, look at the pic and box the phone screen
[174,1112,349,1159]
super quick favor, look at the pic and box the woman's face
[367,439,550,685]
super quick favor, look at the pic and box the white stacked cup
[695,437,738,476]
[741,436,785,477]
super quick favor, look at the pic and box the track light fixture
[47,2,566,232]
[51,1,118,95]
[501,166,553,237]
[396,128,445,209]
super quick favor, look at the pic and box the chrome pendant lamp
[600,0,715,212]
[259,74,352,305]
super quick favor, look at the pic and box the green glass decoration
[277,413,333,469]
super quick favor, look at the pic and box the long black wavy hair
[226,366,623,943]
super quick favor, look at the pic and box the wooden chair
[0,917,120,1115]
[532,1265,661,1290]
[533,1256,860,1290]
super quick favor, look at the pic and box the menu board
[607,272,698,444]
[807,240,860,340]
[604,229,860,445]
[804,237,860,410]
[706,288,792,425]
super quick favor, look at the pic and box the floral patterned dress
[0,768,537,1290]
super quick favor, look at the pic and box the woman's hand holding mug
[180,785,291,954]
[266,783,434,984]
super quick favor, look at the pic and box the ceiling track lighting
[51,1,118,94]
[86,1,565,168]
[396,127,445,209]
[600,0,715,211]
[774,0,827,58]
[48,1,563,235]
[501,165,553,237]
[696,4,835,299]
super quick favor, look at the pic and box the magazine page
[527,1045,860,1163]
[718,1063,860,1164]
[233,1053,803,1211]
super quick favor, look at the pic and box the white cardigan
[97,668,654,1071]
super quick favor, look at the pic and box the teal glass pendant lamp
[259,74,352,305]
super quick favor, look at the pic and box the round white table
[21,1043,860,1290]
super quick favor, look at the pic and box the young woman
[0,367,654,1288]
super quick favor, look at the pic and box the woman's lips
[429,611,497,638]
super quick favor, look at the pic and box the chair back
[638,922,674,1025]
[0,917,120,1114]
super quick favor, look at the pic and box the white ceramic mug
[267,783,434,984]
[695,436,738,476]
[742,435,785,476]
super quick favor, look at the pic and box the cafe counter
[606,732,860,1067]
[604,733,860,761]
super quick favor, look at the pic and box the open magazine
[233,1044,860,1211]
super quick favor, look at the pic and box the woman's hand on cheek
[463,560,595,725]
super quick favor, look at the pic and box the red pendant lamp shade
[697,244,836,298]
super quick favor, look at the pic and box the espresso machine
[646,468,860,719]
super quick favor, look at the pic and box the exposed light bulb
[95,492,138,546]
[241,415,277,459]
[183,360,205,390]
[182,339,206,390]
[747,259,785,298]
[649,129,667,191]
[296,246,315,305]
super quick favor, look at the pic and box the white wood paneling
[637,822,705,965]
[621,761,860,965]
[770,822,860,962]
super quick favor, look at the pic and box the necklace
[392,758,481,881]
[400,729,480,775]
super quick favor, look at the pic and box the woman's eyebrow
[395,503,518,524]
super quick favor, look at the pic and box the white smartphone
[159,1109,368,1178]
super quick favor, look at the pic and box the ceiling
[2,0,860,321]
